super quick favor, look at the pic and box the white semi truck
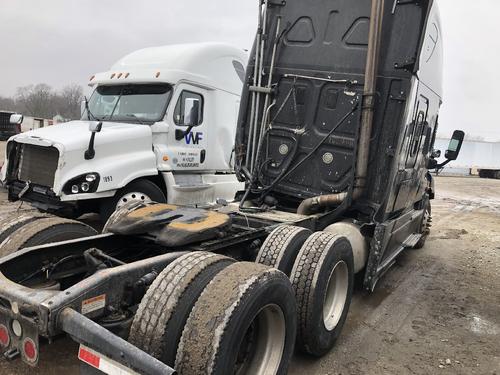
[1,43,247,220]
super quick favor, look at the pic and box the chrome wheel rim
[323,261,349,331]
[235,304,286,375]
[116,192,151,209]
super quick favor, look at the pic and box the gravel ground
[0,141,498,374]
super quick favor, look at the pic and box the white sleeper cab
[1,43,248,220]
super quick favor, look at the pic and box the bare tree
[0,96,19,112]
[57,84,84,120]
[16,84,55,118]
[4,83,83,120]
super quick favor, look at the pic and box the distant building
[435,138,500,175]
[21,116,54,132]
[20,115,68,132]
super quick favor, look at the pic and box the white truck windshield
[84,84,172,123]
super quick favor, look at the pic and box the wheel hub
[323,261,349,331]
[116,192,152,210]
[235,304,286,375]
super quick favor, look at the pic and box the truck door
[167,85,209,172]
[405,96,429,170]
[391,92,429,212]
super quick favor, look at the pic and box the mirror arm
[85,133,97,160]
[85,122,102,160]
[435,159,451,170]
[175,125,195,141]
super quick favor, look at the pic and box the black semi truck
[0,0,463,374]
[0,112,23,141]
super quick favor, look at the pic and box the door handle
[200,150,206,164]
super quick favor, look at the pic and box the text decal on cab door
[185,132,204,145]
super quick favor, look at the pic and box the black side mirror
[445,130,465,161]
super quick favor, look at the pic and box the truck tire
[414,202,432,249]
[0,217,97,257]
[291,232,354,357]
[176,262,297,375]
[128,252,234,367]
[0,213,49,245]
[100,179,167,222]
[255,225,311,276]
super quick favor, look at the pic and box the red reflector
[0,324,10,347]
[22,338,38,363]
[79,346,100,368]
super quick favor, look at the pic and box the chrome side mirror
[10,114,23,126]
[431,149,441,159]
[89,122,103,133]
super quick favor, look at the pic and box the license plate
[78,345,139,375]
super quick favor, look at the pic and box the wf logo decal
[185,132,204,145]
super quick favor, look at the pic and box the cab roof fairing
[89,42,249,96]
[415,0,443,98]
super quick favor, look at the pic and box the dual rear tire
[129,252,297,375]
[130,225,355,373]
[0,214,97,257]
[291,232,354,356]
[256,225,355,356]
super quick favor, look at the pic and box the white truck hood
[6,120,159,196]
[12,121,150,152]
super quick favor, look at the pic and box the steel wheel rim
[116,192,151,209]
[323,261,349,331]
[235,304,286,375]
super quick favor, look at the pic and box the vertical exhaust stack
[297,0,385,215]
[353,0,385,199]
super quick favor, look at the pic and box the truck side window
[174,91,204,126]
[410,111,425,157]
[233,60,246,83]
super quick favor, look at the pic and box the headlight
[63,173,100,195]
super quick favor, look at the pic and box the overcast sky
[0,0,498,141]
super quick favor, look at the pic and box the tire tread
[128,252,233,363]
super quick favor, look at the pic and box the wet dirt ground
[0,141,498,374]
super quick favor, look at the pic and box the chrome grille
[18,144,59,187]
[0,112,11,130]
